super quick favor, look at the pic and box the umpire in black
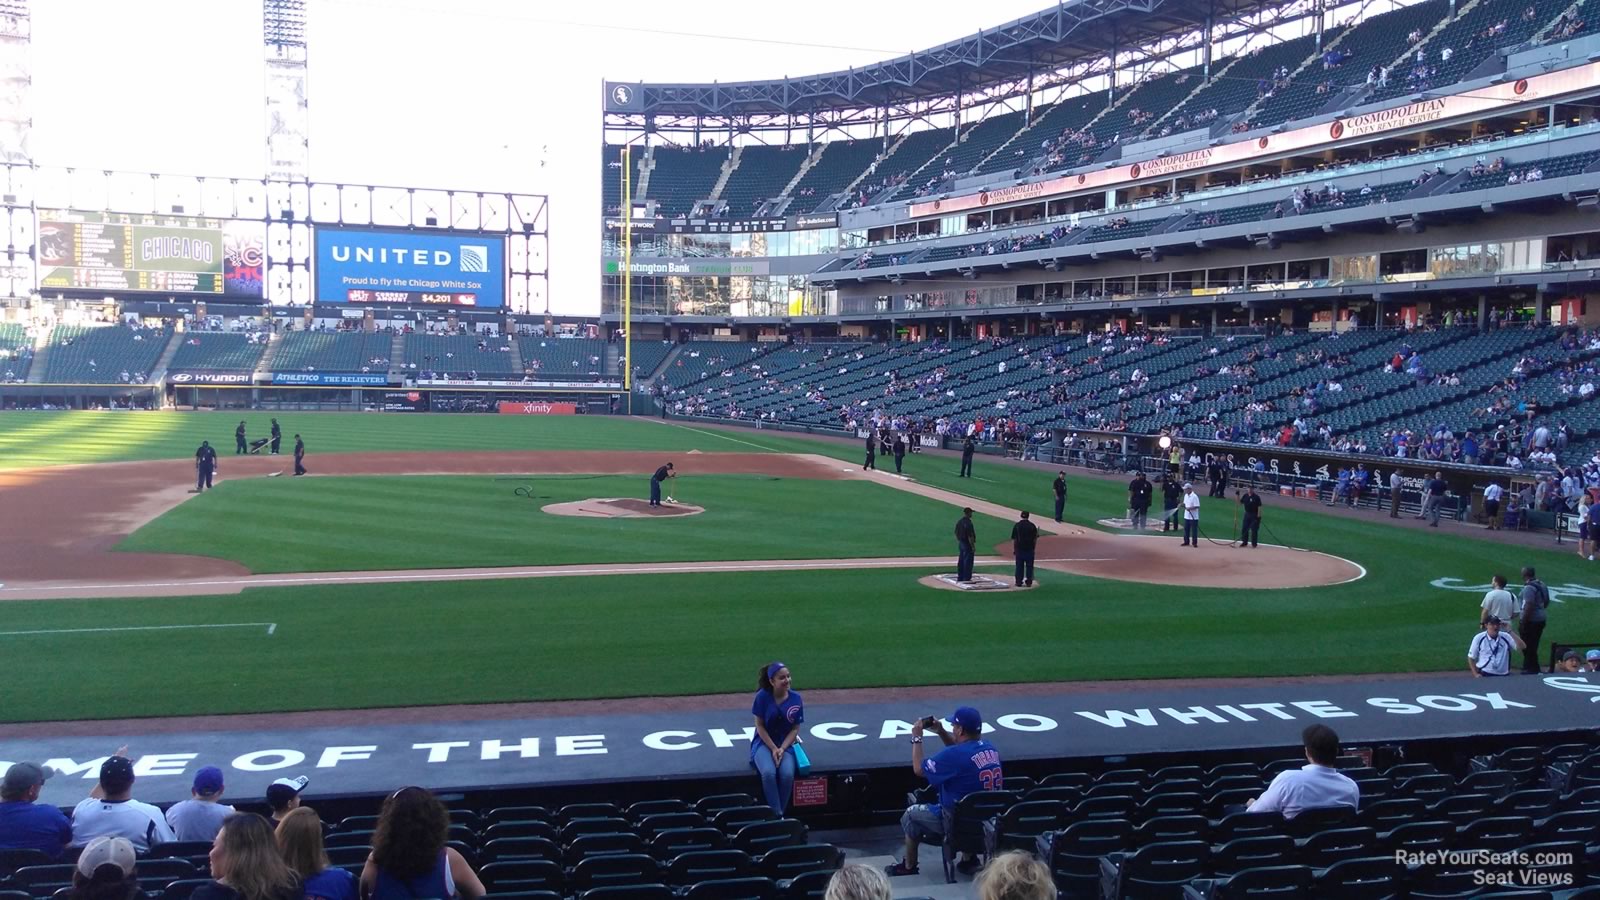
[195,440,218,491]
[1052,471,1067,523]
[1239,485,1263,548]
[235,421,247,455]
[1011,511,1039,588]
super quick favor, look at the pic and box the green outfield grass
[2,412,1597,722]
[116,474,1015,572]
[0,410,813,468]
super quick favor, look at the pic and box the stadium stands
[43,324,172,384]
[166,333,268,373]
[977,95,1105,177]
[1368,0,1571,105]
[860,126,956,206]
[942,108,1031,178]
[1251,0,1450,129]
[626,340,676,379]
[271,331,392,374]
[786,138,885,212]
[402,333,522,377]
[1150,30,1332,138]
[720,146,807,218]
[0,323,34,383]
[1051,67,1205,170]
[647,146,731,218]
[518,337,610,381]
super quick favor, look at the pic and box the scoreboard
[37,210,265,297]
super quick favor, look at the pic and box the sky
[27,0,1055,314]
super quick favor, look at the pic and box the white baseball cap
[77,836,136,878]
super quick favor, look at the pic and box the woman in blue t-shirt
[751,661,804,814]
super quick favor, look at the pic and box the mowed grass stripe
[0,412,791,468]
[116,475,1017,572]
[0,562,1526,723]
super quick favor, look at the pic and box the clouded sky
[29,0,1054,313]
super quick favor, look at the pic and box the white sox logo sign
[1544,676,1600,702]
[1431,577,1600,604]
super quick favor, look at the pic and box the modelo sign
[315,227,505,308]
[498,401,576,415]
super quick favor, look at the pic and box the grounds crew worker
[270,418,282,455]
[1011,511,1039,588]
[195,441,218,492]
[1052,471,1067,523]
[954,508,976,583]
[1239,485,1263,548]
[234,421,247,455]
[649,462,675,508]
[293,434,307,476]
[1161,475,1182,532]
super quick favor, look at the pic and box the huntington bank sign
[6,674,1594,805]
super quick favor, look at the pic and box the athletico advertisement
[37,210,266,297]
[270,372,390,386]
[498,401,576,415]
[315,228,505,308]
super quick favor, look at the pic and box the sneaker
[956,856,981,875]
[884,861,919,877]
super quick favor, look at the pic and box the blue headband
[767,662,787,679]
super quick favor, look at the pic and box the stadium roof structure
[604,0,1308,121]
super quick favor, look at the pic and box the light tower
[263,0,310,182]
[0,0,32,300]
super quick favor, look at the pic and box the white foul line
[650,419,777,452]
[0,622,278,637]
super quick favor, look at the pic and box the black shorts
[1484,500,1500,517]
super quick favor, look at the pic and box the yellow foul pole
[621,145,633,415]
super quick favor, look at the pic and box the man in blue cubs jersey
[884,706,1002,877]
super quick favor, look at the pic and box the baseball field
[0,410,1594,724]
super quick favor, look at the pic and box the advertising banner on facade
[382,391,429,412]
[314,228,506,308]
[497,401,577,415]
[270,372,391,386]
[166,371,254,385]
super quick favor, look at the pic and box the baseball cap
[1588,650,1600,662]
[951,707,983,733]
[266,775,309,808]
[192,766,224,796]
[1486,615,1503,626]
[2,762,54,796]
[77,835,136,878]
[1182,482,1193,490]
[99,756,135,792]
[1562,650,1581,663]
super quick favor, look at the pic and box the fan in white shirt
[70,753,175,853]
[1247,725,1360,818]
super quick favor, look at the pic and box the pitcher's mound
[919,573,1035,592]
[1096,517,1170,532]
[543,498,706,518]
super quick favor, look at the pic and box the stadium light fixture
[1158,435,1172,449]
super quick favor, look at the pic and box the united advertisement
[37,210,265,297]
[314,228,506,308]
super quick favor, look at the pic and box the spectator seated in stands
[0,761,72,859]
[1246,724,1359,818]
[165,766,235,844]
[71,754,176,854]
[885,706,1003,877]
[976,851,1054,900]
[361,786,485,900]
[68,836,142,900]
[276,808,357,900]
[266,775,308,829]
[195,813,301,900]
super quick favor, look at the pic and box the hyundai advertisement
[314,228,505,308]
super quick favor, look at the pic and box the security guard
[1239,485,1263,548]
[1161,475,1182,532]
[960,437,976,478]
[892,434,907,474]
[954,508,976,582]
[1052,471,1067,523]
[1011,511,1039,587]
[293,434,307,476]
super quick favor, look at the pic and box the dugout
[0,382,160,410]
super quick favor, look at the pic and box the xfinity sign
[315,228,505,308]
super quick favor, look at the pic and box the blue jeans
[650,480,661,505]
[1183,518,1199,545]
[957,542,975,581]
[752,746,797,814]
